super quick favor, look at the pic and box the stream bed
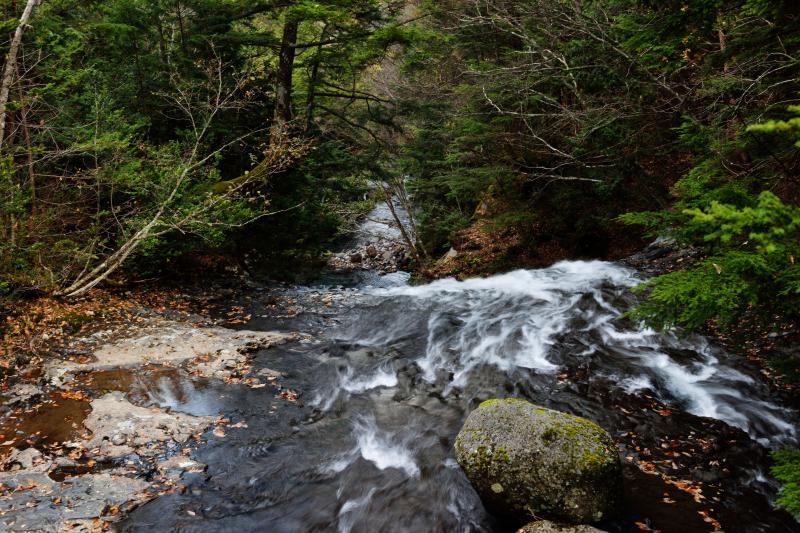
[113,203,800,533]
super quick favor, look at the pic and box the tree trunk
[156,15,168,64]
[175,2,188,55]
[16,64,34,216]
[272,18,298,140]
[382,184,421,266]
[304,25,327,132]
[0,0,38,153]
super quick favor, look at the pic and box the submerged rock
[455,398,622,525]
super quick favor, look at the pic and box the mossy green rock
[454,398,622,525]
[518,520,607,533]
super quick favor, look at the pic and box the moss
[469,443,511,469]
[581,449,609,468]
[59,311,96,333]
[479,397,529,408]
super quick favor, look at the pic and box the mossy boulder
[454,398,622,525]
[518,520,608,532]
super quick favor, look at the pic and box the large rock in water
[518,520,608,533]
[454,398,622,524]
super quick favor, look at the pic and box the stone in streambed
[454,398,622,525]
[518,520,608,533]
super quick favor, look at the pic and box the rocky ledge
[0,322,294,532]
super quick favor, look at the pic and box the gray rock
[157,456,207,480]
[6,447,44,469]
[519,520,608,533]
[0,471,149,532]
[455,398,622,524]
[46,324,292,377]
[5,383,43,405]
[84,392,215,459]
[54,457,78,468]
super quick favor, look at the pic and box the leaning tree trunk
[0,0,39,152]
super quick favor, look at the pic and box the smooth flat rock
[84,392,216,458]
[0,471,149,532]
[45,323,294,384]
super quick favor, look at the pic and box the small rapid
[342,262,795,444]
[121,203,800,533]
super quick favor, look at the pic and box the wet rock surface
[83,392,216,458]
[327,240,409,274]
[44,322,293,385]
[0,471,149,532]
[0,320,295,531]
[117,260,799,533]
[455,398,623,525]
[621,238,704,277]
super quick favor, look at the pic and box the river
[119,201,800,532]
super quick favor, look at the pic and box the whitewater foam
[352,261,797,442]
[353,416,419,478]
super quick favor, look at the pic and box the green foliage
[0,0,408,290]
[400,0,685,257]
[612,0,800,332]
[686,192,800,255]
[748,106,800,148]
[628,193,800,330]
[772,449,800,519]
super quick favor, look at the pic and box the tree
[55,57,308,297]
[0,0,39,152]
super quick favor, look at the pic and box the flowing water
[120,203,800,533]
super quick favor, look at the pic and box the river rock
[84,392,216,459]
[518,520,608,532]
[454,398,622,524]
[5,447,45,470]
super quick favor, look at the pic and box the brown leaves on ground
[57,390,91,402]
[278,389,298,402]
[627,455,723,531]
[423,220,552,280]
